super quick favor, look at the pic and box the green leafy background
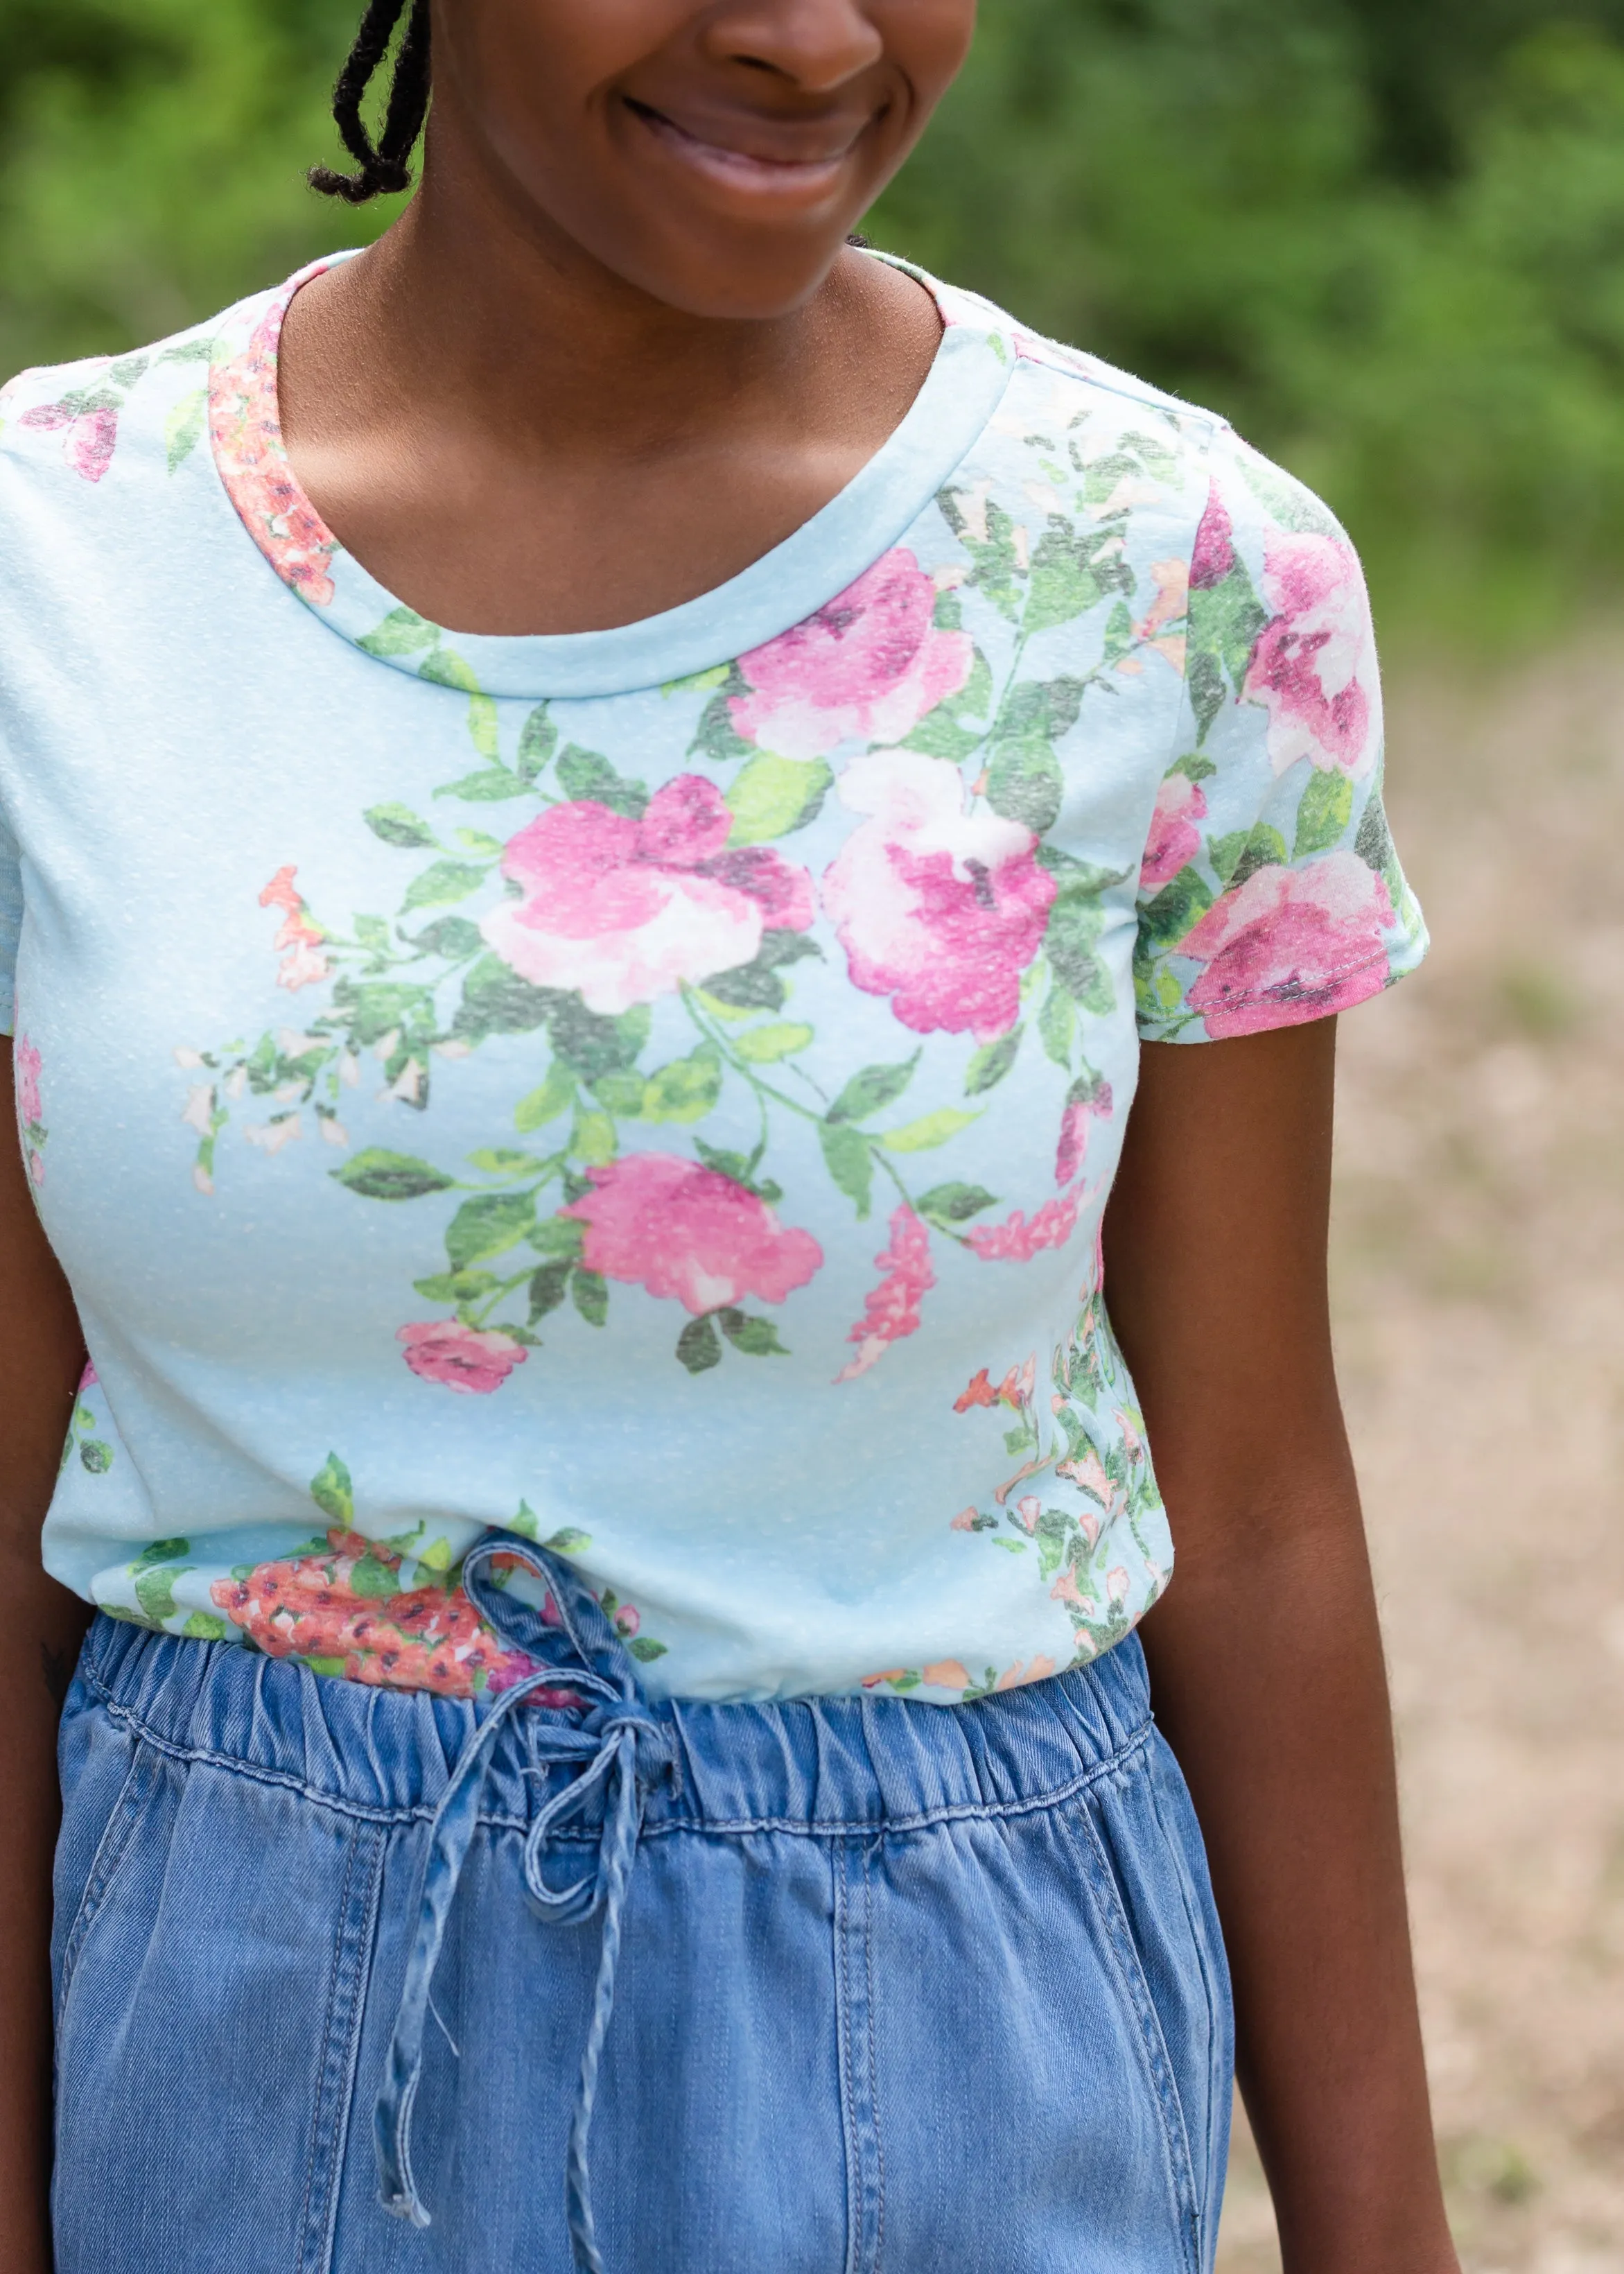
[2,0,1623,637]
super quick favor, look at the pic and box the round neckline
[206,250,1018,703]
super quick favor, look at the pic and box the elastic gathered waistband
[76,1615,1153,1839]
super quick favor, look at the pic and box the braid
[309,0,433,205]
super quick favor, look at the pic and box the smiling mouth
[623,96,862,186]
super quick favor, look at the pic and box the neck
[293,125,877,471]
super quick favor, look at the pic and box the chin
[599,221,857,324]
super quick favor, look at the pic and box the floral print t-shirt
[0,254,1425,1705]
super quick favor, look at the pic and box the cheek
[875,0,979,107]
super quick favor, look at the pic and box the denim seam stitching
[295,1823,359,2273]
[864,1841,886,2274]
[1065,1791,1203,2274]
[54,1737,150,2033]
[1144,1756,1229,2262]
[835,1841,860,2274]
[79,1662,1152,1835]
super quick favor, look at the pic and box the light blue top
[0,255,1424,1703]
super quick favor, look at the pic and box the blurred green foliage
[2,0,1622,630]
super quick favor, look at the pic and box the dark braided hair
[309,0,433,205]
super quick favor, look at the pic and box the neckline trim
[206,251,1018,702]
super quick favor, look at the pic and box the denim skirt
[52,1567,1232,2274]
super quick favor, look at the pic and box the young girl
[0,4,1462,2269]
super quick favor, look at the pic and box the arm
[1103,1019,1458,2274]
[0,1045,93,2274]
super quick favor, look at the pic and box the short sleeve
[1133,424,1427,1043]
[0,804,19,1036]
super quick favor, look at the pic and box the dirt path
[1214,642,1624,2273]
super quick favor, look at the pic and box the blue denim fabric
[53,1599,1232,2274]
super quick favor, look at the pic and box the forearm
[1141,1467,1455,2273]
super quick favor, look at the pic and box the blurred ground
[1215,640,1624,2271]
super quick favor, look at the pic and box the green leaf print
[550,998,649,1082]
[916,1182,999,1229]
[311,1453,355,1527]
[818,1122,873,1219]
[717,1308,788,1357]
[641,1045,724,1122]
[527,1260,574,1322]
[333,1149,457,1201]
[405,917,482,960]
[528,1216,586,1260]
[414,1271,501,1302]
[182,1613,229,1642]
[1024,518,1104,632]
[358,607,440,659]
[1135,867,1214,954]
[572,1109,617,1165]
[402,859,490,912]
[573,1270,610,1328]
[1045,882,1117,1007]
[453,956,555,1040]
[1293,769,1355,860]
[732,1023,813,1065]
[881,1108,980,1152]
[965,1029,1022,1094]
[984,738,1063,834]
[365,802,438,849]
[676,1315,722,1373]
[78,1439,114,1474]
[1207,830,1250,886]
[1228,823,1290,892]
[628,1637,670,1664]
[1038,979,1074,1069]
[901,708,985,764]
[133,1550,192,1626]
[556,747,649,817]
[689,670,754,765]
[514,1063,576,1131]
[437,768,530,802]
[518,706,557,781]
[349,1549,401,1601]
[164,388,206,474]
[445,1192,537,1267]
[828,1053,918,1125]
[724,754,832,844]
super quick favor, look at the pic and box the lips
[624,94,865,182]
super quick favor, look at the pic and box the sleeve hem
[1137,928,1429,1044]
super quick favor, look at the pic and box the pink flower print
[835,1205,935,1382]
[78,1360,98,1391]
[1133,560,1189,675]
[481,776,814,1016]
[1050,1569,1097,1616]
[1189,483,1237,590]
[1015,1495,1042,1534]
[259,865,331,993]
[1180,850,1393,1039]
[1106,1566,1131,1607]
[1244,530,1379,778]
[995,1656,1058,1693]
[14,1034,42,1129]
[953,1355,1033,1414]
[19,399,120,483]
[210,1527,552,1701]
[561,1151,823,1316]
[966,1188,1081,1262]
[1056,1448,1112,1512]
[950,1507,979,1531]
[209,297,339,606]
[731,548,973,760]
[1140,772,1208,895]
[920,1658,971,1692]
[821,750,1056,1042]
[397,1319,530,1396]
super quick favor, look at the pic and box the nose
[703,0,887,96]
